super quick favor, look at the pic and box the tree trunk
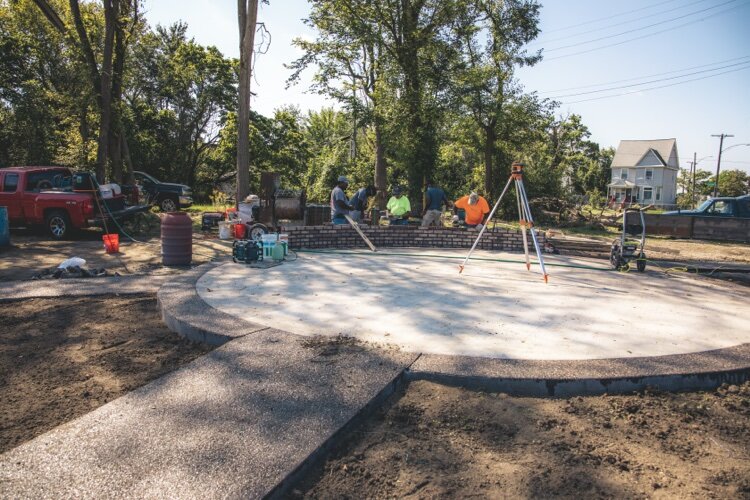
[236,0,259,204]
[374,118,387,209]
[121,133,134,185]
[108,0,129,184]
[483,126,496,197]
[96,0,118,183]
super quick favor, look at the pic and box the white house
[607,138,679,208]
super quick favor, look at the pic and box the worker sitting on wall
[421,179,449,228]
[349,185,378,223]
[454,191,490,230]
[386,186,411,225]
[330,175,353,225]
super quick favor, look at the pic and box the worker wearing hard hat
[454,191,490,230]
[330,175,353,225]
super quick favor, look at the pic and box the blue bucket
[0,206,9,247]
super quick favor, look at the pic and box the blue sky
[141,0,750,174]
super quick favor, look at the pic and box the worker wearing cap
[454,191,490,230]
[386,186,411,225]
[330,176,352,225]
[349,185,377,223]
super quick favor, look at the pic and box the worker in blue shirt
[421,179,449,227]
[349,185,378,222]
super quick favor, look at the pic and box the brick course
[285,225,545,251]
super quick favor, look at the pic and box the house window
[656,187,662,201]
[620,169,628,180]
[643,187,653,200]
[645,169,653,180]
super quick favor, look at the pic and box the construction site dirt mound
[0,295,213,453]
[296,380,750,499]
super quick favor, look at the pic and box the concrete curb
[156,263,268,345]
[406,346,750,397]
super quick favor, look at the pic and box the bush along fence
[285,225,546,251]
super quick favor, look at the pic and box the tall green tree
[289,0,389,206]
[718,169,749,197]
[453,0,541,197]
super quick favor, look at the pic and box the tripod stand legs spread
[459,163,549,282]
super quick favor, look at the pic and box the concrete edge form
[408,345,750,396]
[406,367,750,398]
[265,360,415,499]
[157,262,268,345]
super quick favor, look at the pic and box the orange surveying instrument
[459,162,549,282]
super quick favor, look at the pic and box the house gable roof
[611,139,679,170]
[637,149,666,167]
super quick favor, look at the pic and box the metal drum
[161,212,192,265]
[0,206,9,247]
[304,204,331,226]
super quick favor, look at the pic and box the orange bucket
[233,223,246,239]
[103,233,119,254]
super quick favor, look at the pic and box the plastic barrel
[161,212,192,265]
[0,206,9,247]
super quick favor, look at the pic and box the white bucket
[238,202,255,223]
[218,221,232,240]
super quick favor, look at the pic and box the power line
[544,0,739,53]
[558,64,750,104]
[541,0,682,35]
[533,0,712,47]
[545,3,748,61]
[537,55,750,93]
[547,61,750,99]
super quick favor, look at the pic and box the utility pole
[711,133,733,198]
[691,152,697,207]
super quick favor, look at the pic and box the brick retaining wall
[286,225,546,251]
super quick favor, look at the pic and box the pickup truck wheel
[46,210,70,240]
[159,197,178,212]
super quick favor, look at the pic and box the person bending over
[454,191,489,230]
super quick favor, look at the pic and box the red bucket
[233,223,246,239]
[103,233,119,254]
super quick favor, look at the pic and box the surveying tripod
[459,162,549,282]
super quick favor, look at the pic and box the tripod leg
[515,180,531,271]
[459,175,514,274]
[518,180,549,282]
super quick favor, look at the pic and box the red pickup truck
[0,166,149,239]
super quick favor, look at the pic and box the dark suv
[664,195,750,218]
[133,171,192,212]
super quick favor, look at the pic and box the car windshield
[137,172,159,184]
[697,200,713,211]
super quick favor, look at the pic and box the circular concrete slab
[196,249,750,361]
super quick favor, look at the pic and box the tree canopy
[1,0,621,213]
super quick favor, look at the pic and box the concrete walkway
[0,274,174,301]
[0,326,416,499]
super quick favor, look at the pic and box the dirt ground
[0,228,232,281]
[297,380,750,499]
[0,295,214,453]
[552,229,750,264]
